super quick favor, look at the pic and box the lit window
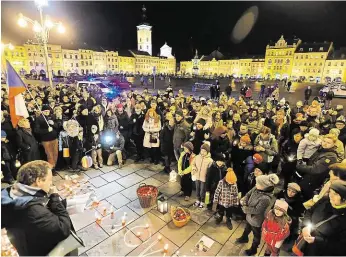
[299,48,303,51]
[319,47,323,51]
[309,48,313,52]
[341,62,344,66]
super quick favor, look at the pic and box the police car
[319,83,346,98]
[77,81,111,94]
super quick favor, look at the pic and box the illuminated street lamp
[1,42,14,51]
[17,0,65,88]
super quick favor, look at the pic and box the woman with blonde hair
[194,106,213,129]
[143,108,162,164]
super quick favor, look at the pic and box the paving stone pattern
[53,161,290,256]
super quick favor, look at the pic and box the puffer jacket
[241,187,275,227]
[192,153,213,182]
[213,179,239,208]
[261,210,291,247]
[297,136,322,160]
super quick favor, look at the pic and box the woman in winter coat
[143,108,162,164]
[130,104,145,162]
[254,126,278,172]
[262,199,291,256]
[300,181,346,256]
[91,125,103,169]
[297,134,338,200]
[190,118,210,155]
[247,110,263,139]
[177,142,195,200]
[213,168,239,230]
[160,113,174,173]
[276,183,304,240]
[104,109,119,133]
[297,128,322,162]
[205,153,227,210]
[16,118,40,164]
[236,174,279,256]
[192,143,213,208]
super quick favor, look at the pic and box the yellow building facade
[322,48,346,82]
[3,45,28,75]
[62,49,80,74]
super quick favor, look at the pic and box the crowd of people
[1,80,346,256]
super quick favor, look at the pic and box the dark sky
[2,1,346,62]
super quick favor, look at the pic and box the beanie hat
[225,168,237,184]
[214,153,225,162]
[183,142,194,153]
[41,105,51,111]
[240,134,251,144]
[200,143,210,153]
[288,182,301,193]
[336,116,346,124]
[175,109,183,117]
[117,103,123,109]
[308,128,320,137]
[253,153,263,164]
[256,174,279,189]
[1,130,7,138]
[330,128,340,137]
[196,118,206,126]
[330,181,346,200]
[274,199,289,212]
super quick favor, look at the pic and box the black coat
[1,188,72,256]
[302,197,346,256]
[117,111,130,139]
[79,97,95,111]
[191,128,209,155]
[160,123,174,156]
[34,115,59,142]
[205,162,227,193]
[210,136,232,159]
[77,114,98,150]
[130,112,145,136]
[16,128,40,163]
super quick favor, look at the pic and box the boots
[244,246,257,256]
[235,235,249,244]
[215,213,223,225]
[226,218,233,230]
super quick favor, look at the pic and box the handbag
[48,230,85,256]
[292,214,338,256]
[149,134,158,144]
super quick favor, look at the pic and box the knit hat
[240,134,251,144]
[183,142,194,153]
[41,105,51,111]
[330,181,346,199]
[117,103,123,109]
[1,130,7,138]
[175,109,183,117]
[200,143,210,153]
[308,128,320,137]
[288,182,301,193]
[214,153,225,162]
[196,118,206,126]
[274,199,289,212]
[225,168,237,184]
[256,174,279,189]
[336,117,346,124]
[253,153,263,164]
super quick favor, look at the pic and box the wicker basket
[136,183,158,208]
[171,206,191,227]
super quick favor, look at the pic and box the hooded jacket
[205,162,227,192]
[191,153,213,182]
[1,183,72,256]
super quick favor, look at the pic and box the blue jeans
[195,180,206,202]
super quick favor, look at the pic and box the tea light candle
[103,207,107,216]
[145,223,149,229]
[96,217,102,224]
[158,235,162,241]
[121,216,126,226]
[124,212,127,216]
[163,244,169,253]
[136,232,141,237]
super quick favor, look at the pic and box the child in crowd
[192,143,213,208]
[297,128,321,162]
[262,199,291,256]
[178,142,195,200]
[213,168,239,230]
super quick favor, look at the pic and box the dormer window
[309,48,313,52]
[319,47,323,51]
[299,48,303,51]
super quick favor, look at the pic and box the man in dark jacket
[205,153,227,210]
[79,90,95,111]
[297,134,338,200]
[160,114,175,173]
[1,160,72,256]
[76,105,98,152]
[173,109,191,161]
[35,105,59,171]
[225,83,232,98]
[130,104,145,162]
[116,104,130,149]
[1,130,15,184]
[190,118,209,155]
[325,88,334,110]
[17,118,40,164]
[335,117,346,146]
[304,86,312,105]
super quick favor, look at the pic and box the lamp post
[17,0,65,88]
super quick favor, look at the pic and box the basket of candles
[171,206,191,227]
[136,183,159,208]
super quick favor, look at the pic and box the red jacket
[261,211,291,247]
[245,88,253,98]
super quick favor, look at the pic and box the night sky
[2,1,346,62]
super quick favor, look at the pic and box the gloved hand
[48,120,54,125]
[48,127,53,132]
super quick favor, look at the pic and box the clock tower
[137,5,152,55]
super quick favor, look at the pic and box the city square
[1,1,346,257]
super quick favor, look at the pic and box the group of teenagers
[1,81,346,256]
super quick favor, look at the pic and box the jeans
[241,221,261,251]
[196,180,206,202]
[42,139,59,168]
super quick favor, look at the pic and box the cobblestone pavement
[50,159,292,256]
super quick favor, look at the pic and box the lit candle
[145,223,149,229]
[124,212,127,216]
[96,216,102,225]
[103,207,107,216]
[158,235,162,241]
[121,216,126,226]
[110,207,115,219]
[163,244,169,253]
[136,231,141,237]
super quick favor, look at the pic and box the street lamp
[17,1,65,88]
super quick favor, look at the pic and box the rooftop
[296,42,332,53]
[327,47,346,60]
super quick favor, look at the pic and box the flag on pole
[6,60,29,127]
